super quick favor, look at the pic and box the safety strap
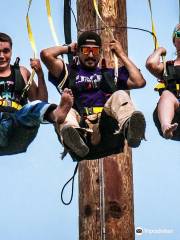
[93,0,119,83]
[64,0,73,63]
[57,63,69,93]
[46,0,60,46]
[154,62,180,96]
[147,0,159,50]
[147,0,167,81]
[22,0,37,98]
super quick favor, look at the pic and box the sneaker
[61,125,89,158]
[124,111,146,148]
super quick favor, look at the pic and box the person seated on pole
[41,31,146,161]
[146,24,180,140]
[0,32,73,155]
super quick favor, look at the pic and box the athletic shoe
[61,125,89,158]
[124,111,146,148]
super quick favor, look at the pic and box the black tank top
[0,66,27,105]
[0,66,16,100]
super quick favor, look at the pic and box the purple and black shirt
[49,64,129,111]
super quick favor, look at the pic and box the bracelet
[63,44,72,54]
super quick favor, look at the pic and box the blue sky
[0,1,179,240]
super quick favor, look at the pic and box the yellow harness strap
[0,100,22,110]
[45,0,68,93]
[46,0,59,46]
[154,82,165,91]
[22,0,37,97]
[147,0,159,50]
[84,107,103,115]
[147,0,167,91]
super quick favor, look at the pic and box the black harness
[61,65,125,161]
[66,64,118,113]
[162,61,180,98]
[0,61,28,108]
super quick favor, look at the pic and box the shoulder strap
[166,61,176,77]
[14,68,26,93]
[12,58,26,93]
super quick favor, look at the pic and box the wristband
[63,44,72,54]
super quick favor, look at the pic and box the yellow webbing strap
[22,0,37,97]
[45,0,68,93]
[84,107,103,115]
[0,100,22,110]
[93,0,118,82]
[154,82,165,91]
[26,0,37,57]
[46,0,59,46]
[147,0,159,50]
[148,0,167,90]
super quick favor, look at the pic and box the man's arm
[146,47,166,79]
[40,43,77,79]
[109,40,146,89]
[20,59,48,101]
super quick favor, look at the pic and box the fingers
[30,58,42,72]
[63,88,73,96]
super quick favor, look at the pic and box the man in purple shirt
[41,31,146,160]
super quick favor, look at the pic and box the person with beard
[41,31,146,160]
[0,32,73,155]
[146,24,180,140]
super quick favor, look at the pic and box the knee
[111,90,130,101]
[159,90,178,103]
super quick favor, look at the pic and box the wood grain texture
[77,1,134,239]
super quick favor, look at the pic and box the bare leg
[158,90,179,139]
[50,88,74,124]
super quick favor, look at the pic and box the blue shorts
[0,100,56,155]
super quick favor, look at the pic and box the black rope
[69,5,157,50]
[61,162,79,205]
[64,0,73,63]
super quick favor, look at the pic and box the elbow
[146,59,156,72]
[40,49,51,63]
[140,79,146,88]
[136,78,146,88]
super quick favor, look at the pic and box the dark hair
[0,32,12,48]
[78,31,102,48]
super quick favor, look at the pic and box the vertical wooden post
[77,1,135,239]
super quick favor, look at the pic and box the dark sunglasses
[81,46,100,56]
[174,31,180,38]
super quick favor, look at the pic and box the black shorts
[153,105,180,141]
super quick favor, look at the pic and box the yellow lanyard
[22,0,37,97]
[147,0,166,76]
[45,0,59,46]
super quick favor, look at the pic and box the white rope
[99,158,106,240]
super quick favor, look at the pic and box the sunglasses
[174,31,180,38]
[81,46,100,56]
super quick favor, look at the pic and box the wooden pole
[77,1,135,239]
